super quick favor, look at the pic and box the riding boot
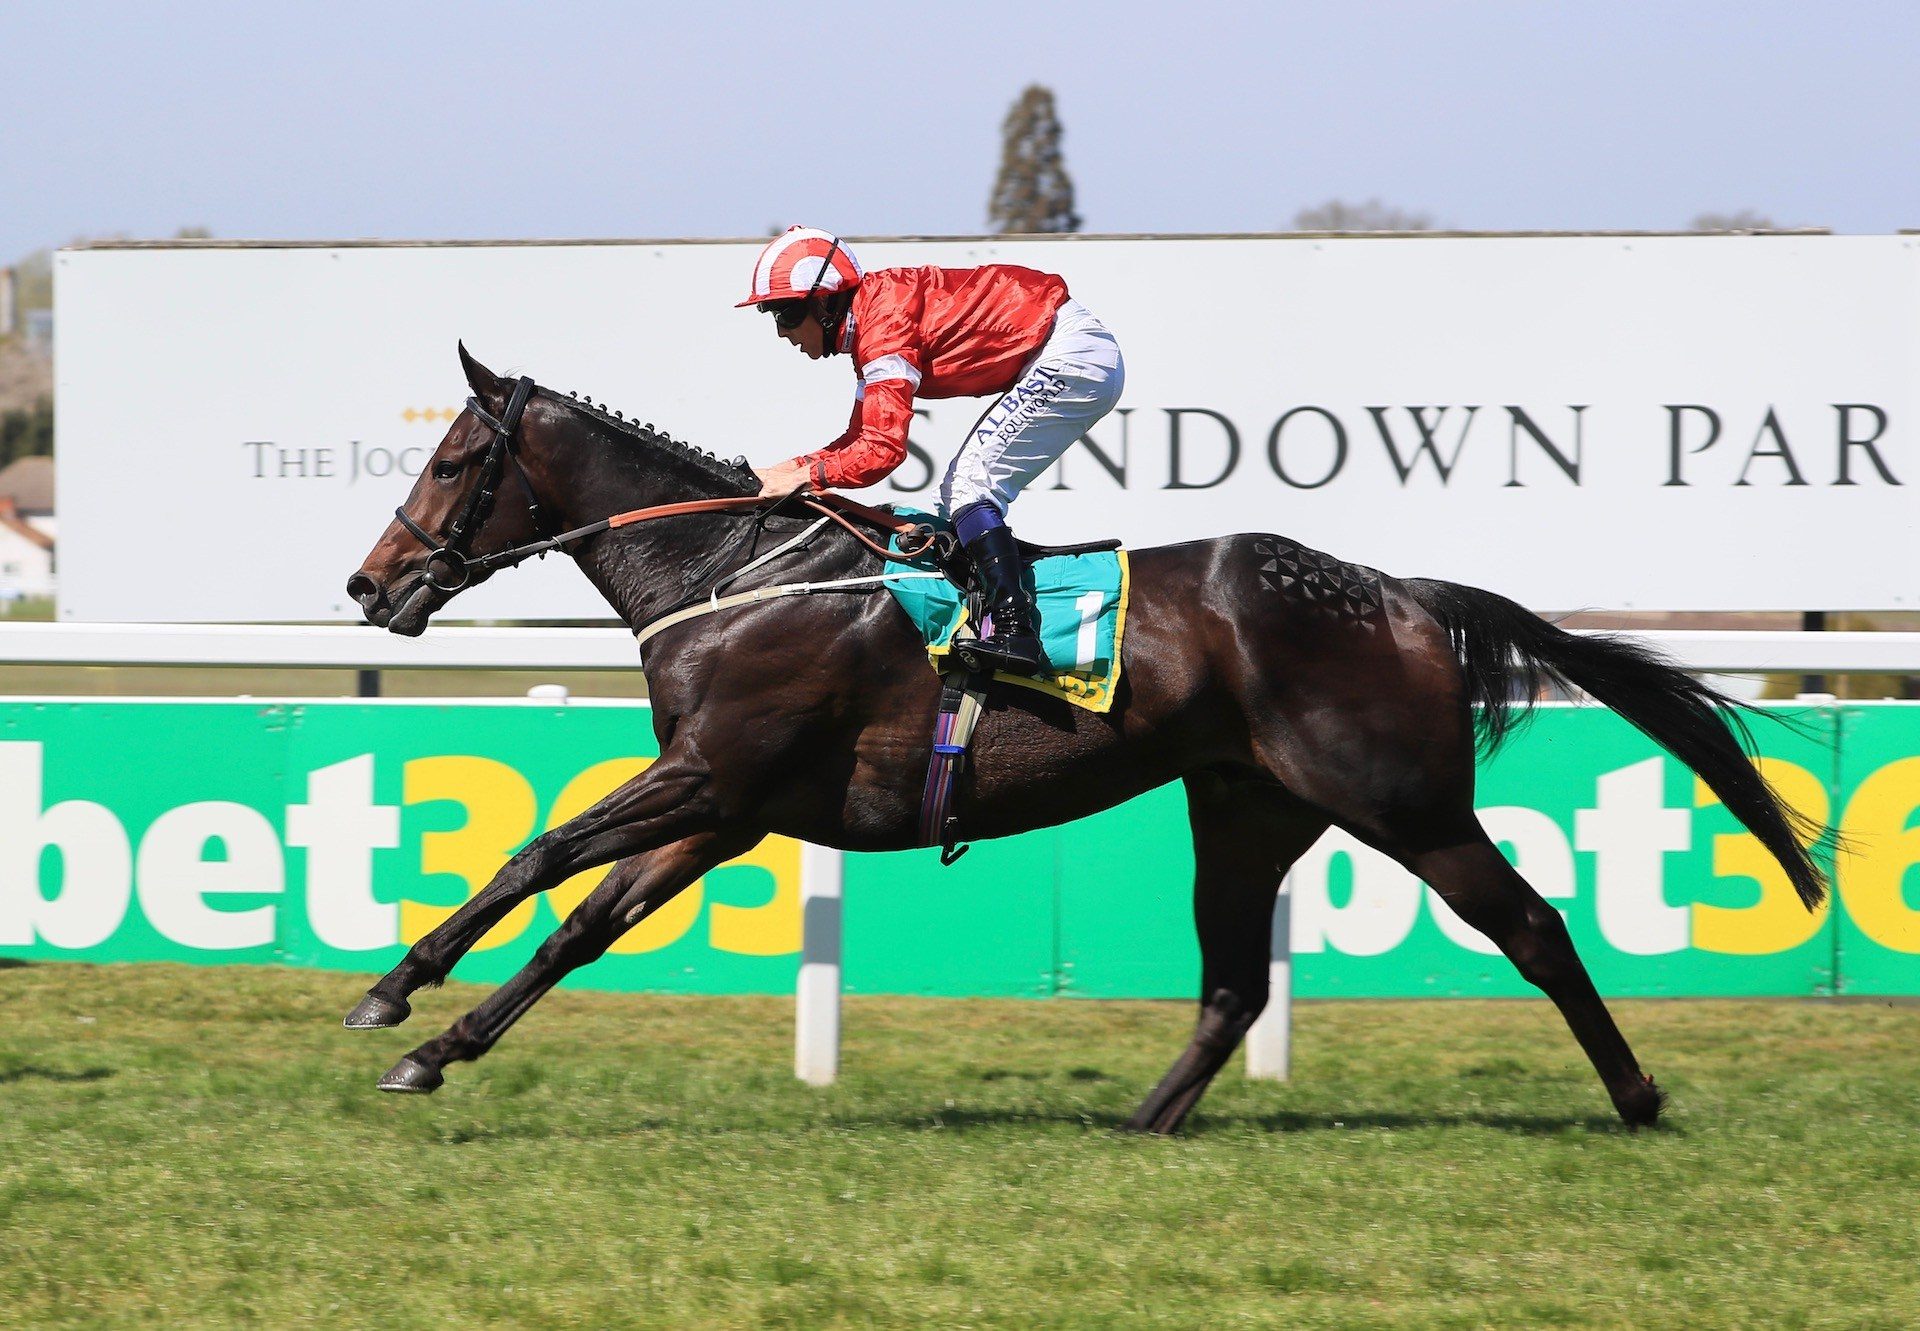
[957,524,1050,677]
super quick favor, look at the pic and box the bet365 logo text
[0,743,799,957]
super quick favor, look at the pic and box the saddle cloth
[883,508,1130,713]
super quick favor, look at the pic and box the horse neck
[577,509,747,629]
[518,410,758,628]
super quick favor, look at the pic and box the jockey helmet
[735,226,864,308]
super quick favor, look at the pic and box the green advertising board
[1,699,1915,998]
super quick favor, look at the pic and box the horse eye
[433,460,461,480]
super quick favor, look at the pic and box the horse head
[347,345,555,636]
[350,344,765,635]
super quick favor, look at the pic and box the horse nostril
[346,573,380,604]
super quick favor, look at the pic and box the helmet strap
[817,289,855,356]
[799,236,847,354]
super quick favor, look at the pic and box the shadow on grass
[0,958,34,970]
[835,1104,1673,1138]
[0,1065,115,1085]
[422,1115,674,1145]
[1237,1108,1660,1137]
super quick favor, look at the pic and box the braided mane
[539,386,759,497]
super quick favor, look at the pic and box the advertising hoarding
[55,233,1920,620]
[4,699,1915,999]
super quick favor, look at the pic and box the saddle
[914,523,1123,598]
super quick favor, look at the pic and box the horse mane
[537,386,759,497]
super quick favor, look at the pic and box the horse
[341,345,1825,1134]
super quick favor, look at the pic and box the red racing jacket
[797,264,1070,490]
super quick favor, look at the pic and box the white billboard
[55,233,1920,620]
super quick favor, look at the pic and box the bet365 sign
[0,700,1915,998]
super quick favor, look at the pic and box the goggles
[759,300,812,330]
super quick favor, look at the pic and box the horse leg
[1284,741,1662,1124]
[1123,773,1328,1136]
[1408,832,1666,1127]
[378,830,748,1092]
[345,749,723,1028]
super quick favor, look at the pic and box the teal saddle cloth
[881,508,1130,713]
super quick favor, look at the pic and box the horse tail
[1401,577,1828,910]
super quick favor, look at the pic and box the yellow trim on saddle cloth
[927,550,1131,714]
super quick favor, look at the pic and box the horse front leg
[343,751,721,1029]
[377,829,755,1093]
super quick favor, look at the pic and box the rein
[446,491,933,576]
[393,380,937,594]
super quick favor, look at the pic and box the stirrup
[955,632,1047,677]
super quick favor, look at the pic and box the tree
[8,228,208,317]
[12,249,51,313]
[988,85,1081,234]
[1690,209,1775,231]
[1292,199,1434,232]
[0,400,53,467]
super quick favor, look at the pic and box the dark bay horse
[342,346,1825,1133]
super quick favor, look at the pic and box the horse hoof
[343,993,411,1029]
[377,1057,444,1094]
[1118,1105,1184,1136]
[1617,1073,1667,1129]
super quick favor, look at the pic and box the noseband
[393,376,553,591]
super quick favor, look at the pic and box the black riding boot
[957,524,1050,677]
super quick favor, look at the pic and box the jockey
[740,226,1126,677]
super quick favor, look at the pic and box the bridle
[392,375,555,592]
[390,375,935,595]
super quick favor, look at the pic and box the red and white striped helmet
[735,226,864,308]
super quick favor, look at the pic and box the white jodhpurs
[938,299,1126,517]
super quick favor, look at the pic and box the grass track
[2,963,1916,1329]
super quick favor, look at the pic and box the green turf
[1,963,1915,1329]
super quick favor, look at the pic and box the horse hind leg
[1410,833,1665,1127]
[1123,774,1328,1136]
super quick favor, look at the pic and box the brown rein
[395,372,937,587]
[426,472,940,585]
[602,492,936,563]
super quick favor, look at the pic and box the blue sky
[5,0,1919,260]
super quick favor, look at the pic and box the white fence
[8,622,1920,674]
[7,622,1920,1085]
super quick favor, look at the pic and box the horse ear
[458,341,503,404]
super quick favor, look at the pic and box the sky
[5,0,1920,262]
